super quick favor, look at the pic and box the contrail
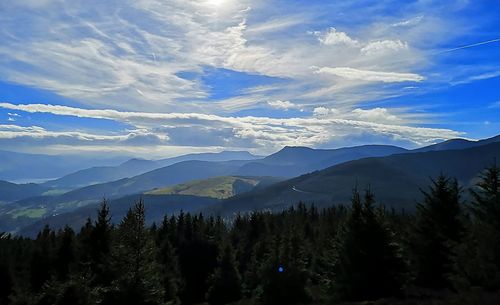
[440,37,500,53]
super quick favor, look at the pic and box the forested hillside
[1,165,499,305]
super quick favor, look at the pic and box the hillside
[42,158,161,189]
[235,145,407,177]
[42,150,261,189]
[0,180,50,202]
[156,150,261,167]
[15,144,405,211]
[206,142,500,216]
[19,194,220,237]
[17,176,282,235]
[414,134,500,152]
[146,176,284,199]
[0,150,127,182]
[9,160,249,218]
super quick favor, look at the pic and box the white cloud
[452,70,500,86]
[0,124,168,143]
[7,112,21,122]
[315,67,425,83]
[352,108,401,123]
[246,15,308,34]
[0,1,480,155]
[313,107,340,117]
[314,27,359,46]
[392,15,424,27]
[361,40,408,56]
[267,100,301,111]
[0,0,465,115]
[0,103,463,156]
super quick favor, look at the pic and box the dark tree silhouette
[206,243,242,305]
[103,200,164,305]
[328,188,406,301]
[455,164,500,289]
[411,175,464,289]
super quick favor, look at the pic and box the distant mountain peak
[416,134,500,152]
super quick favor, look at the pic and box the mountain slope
[19,194,220,237]
[0,150,127,182]
[415,134,500,152]
[207,142,500,216]
[18,160,249,211]
[42,158,161,189]
[146,176,284,199]
[0,180,50,202]
[15,175,281,234]
[156,150,261,167]
[235,145,407,177]
[10,145,408,214]
[42,151,261,189]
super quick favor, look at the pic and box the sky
[0,0,499,158]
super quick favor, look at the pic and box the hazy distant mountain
[156,150,261,167]
[14,175,281,235]
[415,135,500,152]
[0,180,49,202]
[42,158,160,189]
[5,144,408,233]
[23,145,406,207]
[8,138,500,234]
[42,150,261,189]
[17,160,249,211]
[0,150,128,182]
[206,142,500,216]
[235,145,407,177]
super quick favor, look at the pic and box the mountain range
[0,150,128,182]
[206,141,500,216]
[1,135,500,235]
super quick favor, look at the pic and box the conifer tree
[157,217,181,304]
[103,200,165,305]
[455,164,500,289]
[259,231,310,305]
[206,243,242,305]
[55,226,75,281]
[30,226,55,293]
[328,188,406,301]
[79,200,114,287]
[411,175,464,289]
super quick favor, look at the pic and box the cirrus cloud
[315,67,425,83]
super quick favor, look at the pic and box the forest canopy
[1,165,500,305]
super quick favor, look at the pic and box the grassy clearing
[146,176,259,199]
[9,208,47,219]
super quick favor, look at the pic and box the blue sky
[0,0,499,158]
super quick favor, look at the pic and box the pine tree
[103,200,164,305]
[455,164,500,289]
[157,217,181,304]
[78,200,114,289]
[30,226,55,293]
[55,226,75,281]
[328,188,406,301]
[259,231,310,305]
[411,175,464,289]
[206,243,242,305]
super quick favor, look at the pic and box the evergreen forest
[1,165,499,305]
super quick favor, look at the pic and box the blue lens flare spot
[278,266,284,273]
